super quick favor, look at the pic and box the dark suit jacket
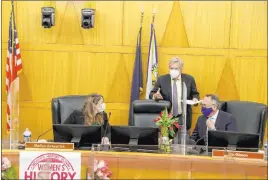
[63,110,110,137]
[149,73,200,130]
[190,110,237,144]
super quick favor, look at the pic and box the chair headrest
[226,100,267,133]
[133,100,171,113]
[52,95,88,123]
[226,100,266,112]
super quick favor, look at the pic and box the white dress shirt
[207,110,219,130]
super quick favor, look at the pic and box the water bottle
[23,128,31,142]
[264,141,267,160]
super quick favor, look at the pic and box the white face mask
[169,69,180,79]
[100,103,106,112]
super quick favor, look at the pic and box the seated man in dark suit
[190,94,237,145]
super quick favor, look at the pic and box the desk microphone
[101,112,111,150]
[102,112,111,139]
[191,135,207,154]
[194,135,207,147]
[185,137,204,155]
[37,128,52,142]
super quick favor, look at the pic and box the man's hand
[206,119,216,130]
[192,98,200,106]
[153,88,163,100]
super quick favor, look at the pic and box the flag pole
[8,11,13,149]
[140,8,144,28]
[139,8,144,94]
[152,8,156,24]
[10,0,15,149]
[10,0,20,149]
[128,8,144,125]
[145,8,158,99]
[138,7,144,49]
[11,0,16,28]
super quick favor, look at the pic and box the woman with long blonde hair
[64,93,110,144]
[82,94,107,125]
[64,93,108,126]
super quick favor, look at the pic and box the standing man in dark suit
[149,57,200,131]
[190,94,237,144]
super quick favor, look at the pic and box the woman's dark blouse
[63,110,110,137]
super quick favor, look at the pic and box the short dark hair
[205,94,220,109]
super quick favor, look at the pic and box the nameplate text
[25,142,74,151]
[212,149,264,161]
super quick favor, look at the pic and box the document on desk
[181,100,202,105]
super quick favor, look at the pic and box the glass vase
[159,126,171,153]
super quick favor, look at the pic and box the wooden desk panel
[90,152,267,179]
[2,150,267,179]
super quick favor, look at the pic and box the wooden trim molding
[1,42,267,57]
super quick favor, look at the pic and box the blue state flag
[128,27,143,125]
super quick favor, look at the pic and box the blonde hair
[168,57,184,68]
[82,94,104,125]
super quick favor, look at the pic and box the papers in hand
[181,100,202,105]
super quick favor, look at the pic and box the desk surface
[2,149,267,179]
[3,149,267,163]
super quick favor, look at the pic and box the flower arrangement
[154,108,180,153]
[87,159,112,180]
[2,157,16,180]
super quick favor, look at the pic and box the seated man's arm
[190,118,200,142]
[226,115,237,131]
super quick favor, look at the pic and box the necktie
[209,117,215,128]
[172,79,179,116]
[207,117,214,130]
[205,117,215,145]
[205,117,213,145]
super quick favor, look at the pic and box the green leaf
[163,108,168,117]
[3,167,17,179]
[170,130,174,137]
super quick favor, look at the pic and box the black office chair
[130,100,171,127]
[218,101,227,111]
[223,100,267,147]
[51,95,88,124]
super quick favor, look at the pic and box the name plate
[212,149,264,161]
[25,142,74,151]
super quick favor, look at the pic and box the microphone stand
[180,82,188,155]
[37,128,52,142]
[101,112,111,150]
[193,135,207,154]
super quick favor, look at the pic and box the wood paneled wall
[1,1,267,141]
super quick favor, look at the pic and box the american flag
[6,12,13,132]
[13,25,22,74]
[6,11,22,132]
